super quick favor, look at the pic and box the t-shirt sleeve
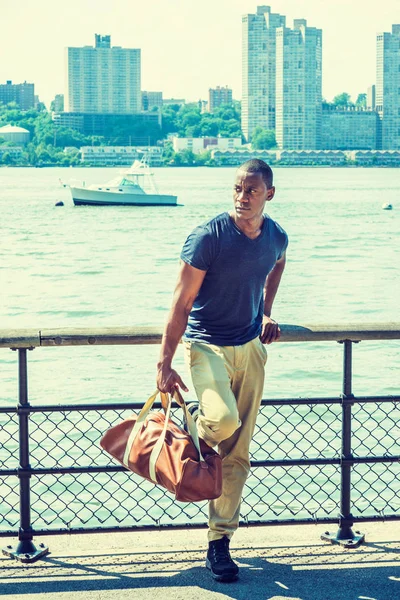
[180,226,216,271]
[277,233,288,260]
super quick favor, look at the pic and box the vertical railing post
[2,348,49,563]
[321,340,365,548]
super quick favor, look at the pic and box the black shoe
[206,536,239,582]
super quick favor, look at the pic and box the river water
[0,166,399,531]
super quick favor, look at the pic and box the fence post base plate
[321,529,365,549]
[2,540,49,563]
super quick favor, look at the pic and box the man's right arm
[156,261,207,393]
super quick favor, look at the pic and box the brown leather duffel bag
[100,389,222,502]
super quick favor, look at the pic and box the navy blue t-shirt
[180,211,288,346]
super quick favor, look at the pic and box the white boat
[70,155,178,207]
[382,203,393,210]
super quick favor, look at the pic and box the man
[157,159,288,582]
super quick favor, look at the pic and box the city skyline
[1,0,400,108]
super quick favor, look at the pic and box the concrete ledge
[1,523,400,599]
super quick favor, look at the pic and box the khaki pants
[183,336,267,542]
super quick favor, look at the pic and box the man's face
[233,170,275,222]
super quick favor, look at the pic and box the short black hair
[238,159,273,188]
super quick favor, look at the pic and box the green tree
[24,142,38,165]
[251,127,276,150]
[185,124,202,137]
[220,118,242,138]
[0,151,13,165]
[0,139,16,147]
[88,136,106,146]
[198,117,220,137]
[34,142,56,165]
[173,152,183,166]
[161,105,180,136]
[162,140,175,163]
[175,149,196,165]
[356,93,367,108]
[322,98,334,109]
[209,104,242,137]
[333,92,354,108]
[170,102,243,139]
[195,150,212,166]
[52,127,87,148]
[181,111,201,129]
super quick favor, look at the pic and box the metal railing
[0,324,399,563]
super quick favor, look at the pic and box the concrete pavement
[0,522,399,600]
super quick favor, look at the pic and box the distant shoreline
[2,164,400,169]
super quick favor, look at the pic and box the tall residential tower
[65,34,141,114]
[242,6,286,141]
[275,19,322,150]
[0,81,35,110]
[208,86,233,112]
[376,25,400,149]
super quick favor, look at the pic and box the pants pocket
[183,340,193,369]
[258,338,268,364]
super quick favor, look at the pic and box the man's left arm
[260,252,286,344]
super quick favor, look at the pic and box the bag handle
[148,390,206,482]
[173,388,206,463]
[148,393,173,481]
[122,390,206,481]
[160,391,169,414]
[122,390,159,467]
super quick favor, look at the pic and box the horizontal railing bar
[0,467,124,476]
[263,398,342,406]
[0,520,339,537]
[2,394,398,415]
[0,330,40,349]
[348,455,400,463]
[0,323,399,348]
[261,395,400,406]
[253,456,400,466]
[1,400,342,414]
[4,399,343,413]
[1,513,400,538]
[1,454,399,477]
[16,403,153,413]
[344,395,400,404]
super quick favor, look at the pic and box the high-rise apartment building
[321,108,378,150]
[275,20,322,150]
[376,25,400,149]
[208,86,233,112]
[52,94,64,112]
[142,91,163,111]
[0,80,35,110]
[242,6,286,141]
[367,85,376,110]
[65,34,141,114]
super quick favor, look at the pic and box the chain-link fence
[0,328,399,563]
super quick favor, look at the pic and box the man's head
[233,159,275,224]
[237,159,274,189]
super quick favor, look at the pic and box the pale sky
[1,0,399,108]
